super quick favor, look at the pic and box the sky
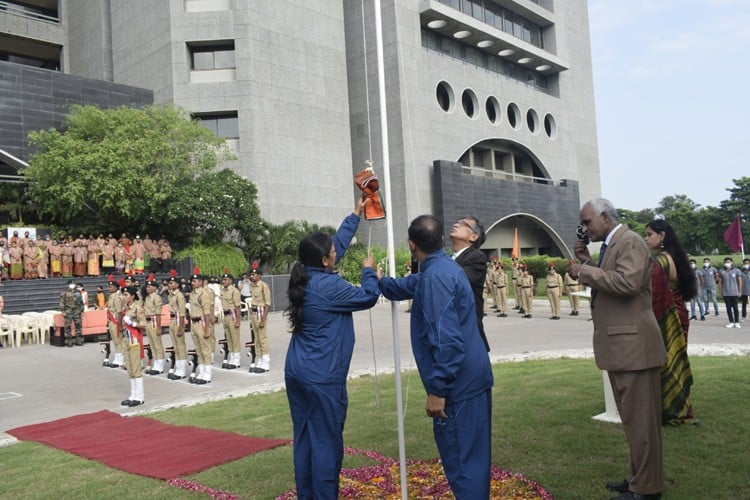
[587,0,750,212]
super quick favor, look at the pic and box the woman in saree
[644,219,699,425]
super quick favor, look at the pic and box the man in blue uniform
[378,214,494,498]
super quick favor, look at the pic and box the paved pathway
[1,299,748,442]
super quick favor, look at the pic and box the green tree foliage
[25,104,232,234]
[0,183,38,225]
[336,243,412,284]
[164,168,263,244]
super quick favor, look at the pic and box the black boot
[75,337,84,346]
[66,337,74,348]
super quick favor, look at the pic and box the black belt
[169,313,177,318]
[223,309,232,314]
[145,315,156,320]
[251,307,260,312]
[497,285,506,288]
[191,317,202,323]
[522,286,531,288]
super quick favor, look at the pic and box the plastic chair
[0,318,13,348]
[14,316,40,346]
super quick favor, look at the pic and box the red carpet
[8,410,289,480]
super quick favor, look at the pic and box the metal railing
[0,1,59,24]
[461,165,554,185]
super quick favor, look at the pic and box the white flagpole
[373,0,408,497]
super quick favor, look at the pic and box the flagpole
[373,0,408,497]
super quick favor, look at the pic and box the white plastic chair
[0,317,13,348]
[14,316,39,346]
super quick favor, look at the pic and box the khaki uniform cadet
[220,272,243,369]
[511,258,523,311]
[249,264,272,373]
[59,280,84,347]
[519,266,534,318]
[564,270,581,316]
[484,261,496,312]
[188,269,215,384]
[143,275,166,375]
[546,264,564,320]
[494,262,509,317]
[105,277,125,367]
[167,274,189,379]
[120,286,146,407]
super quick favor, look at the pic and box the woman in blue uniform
[284,196,380,499]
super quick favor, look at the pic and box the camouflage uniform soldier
[143,274,166,375]
[106,276,125,367]
[220,271,243,369]
[188,268,215,384]
[59,280,84,347]
[249,263,272,373]
[167,272,188,380]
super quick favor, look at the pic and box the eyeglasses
[458,219,479,234]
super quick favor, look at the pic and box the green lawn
[1,356,748,499]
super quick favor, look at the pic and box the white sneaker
[735,323,741,329]
[726,323,735,328]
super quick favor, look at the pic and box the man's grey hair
[586,198,619,223]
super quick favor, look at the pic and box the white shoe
[726,323,735,328]
[735,323,741,329]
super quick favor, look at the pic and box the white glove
[123,316,134,326]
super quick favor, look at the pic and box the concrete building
[1,0,600,257]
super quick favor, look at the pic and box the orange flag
[512,228,519,259]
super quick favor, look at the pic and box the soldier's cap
[145,273,159,287]
[122,286,139,296]
[167,269,179,283]
[190,266,205,281]
[222,267,233,280]
[209,275,219,283]
[67,279,75,285]
[250,260,261,275]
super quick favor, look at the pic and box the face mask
[68,284,75,289]
[743,264,749,271]
[690,264,696,270]
[724,263,732,269]
[703,263,710,268]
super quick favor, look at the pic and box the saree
[651,254,695,425]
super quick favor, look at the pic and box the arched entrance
[483,213,572,259]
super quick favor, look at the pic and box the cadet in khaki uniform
[494,261,509,317]
[546,264,564,320]
[167,273,188,380]
[249,264,272,373]
[143,275,166,375]
[120,286,146,407]
[564,268,581,316]
[105,276,125,367]
[220,271,243,369]
[511,258,523,311]
[519,265,534,318]
[189,269,215,384]
[485,260,497,313]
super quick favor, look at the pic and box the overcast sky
[587,0,749,212]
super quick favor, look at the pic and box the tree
[719,177,749,252]
[25,104,233,234]
[164,168,263,245]
[655,195,702,254]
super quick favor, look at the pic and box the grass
[1,357,749,499]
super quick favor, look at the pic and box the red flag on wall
[723,215,744,252]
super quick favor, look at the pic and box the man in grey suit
[570,198,666,500]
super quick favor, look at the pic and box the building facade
[1,0,600,257]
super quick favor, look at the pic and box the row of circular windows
[436,81,557,139]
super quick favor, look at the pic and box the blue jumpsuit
[284,213,381,499]
[380,249,494,499]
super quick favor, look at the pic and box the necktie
[597,243,607,267]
